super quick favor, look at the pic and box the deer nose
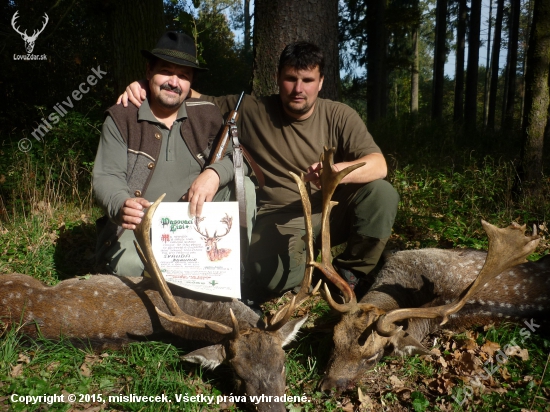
[319,377,348,394]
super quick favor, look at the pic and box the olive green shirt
[203,94,381,211]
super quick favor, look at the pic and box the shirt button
[134,190,142,197]
[147,162,155,169]
[155,133,161,140]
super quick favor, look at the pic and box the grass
[1,116,549,410]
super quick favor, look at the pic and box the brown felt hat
[141,31,207,71]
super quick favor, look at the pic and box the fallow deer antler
[133,194,234,335]
[270,147,365,324]
[376,220,540,337]
[267,170,321,330]
[304,147,365,313]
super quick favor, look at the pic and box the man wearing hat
[93,31,251,277]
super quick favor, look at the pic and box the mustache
[160,83,182,95]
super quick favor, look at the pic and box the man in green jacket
[94,31,253,277]
[119,41,399,299]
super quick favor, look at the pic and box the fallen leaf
[17,353,30,364]
[506,346,529,361]
[389,375,404,388]
[358,387,374,411]
[10,363,23,378]
[80,362,92,377]
[481,340,500,357]
[500,366,511,381]
[47,361,60,372]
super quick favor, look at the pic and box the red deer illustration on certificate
[151,201,241,298]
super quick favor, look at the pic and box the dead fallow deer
[290,148,548,394]
[193,214,232,261]
[0,194,320,412]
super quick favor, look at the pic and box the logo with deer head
[12,11,49,54]
[194,214,233,261]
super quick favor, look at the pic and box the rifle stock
[209,92,245,165]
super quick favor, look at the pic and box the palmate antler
[134,194,235,335]
[375,221,540,337]
[276,147,365,319]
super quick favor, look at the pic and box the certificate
[150,202,241,298]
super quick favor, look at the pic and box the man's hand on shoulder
[189,89,201,98]
[183,169,220,217]
[120,198,151,230]
[117,80,148,107]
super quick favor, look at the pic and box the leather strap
[230,122,249,262]
[240,146,265,189]
[230,123,247,231]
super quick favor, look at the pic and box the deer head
[12,11,49,54]
[317,220,541,393]
[134,194,320,410]
[193,214,232,261]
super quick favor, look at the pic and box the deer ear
[277,315,308,347]
[182,344,226,369]
[389,331,433,357]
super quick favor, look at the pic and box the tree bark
[483,0,493,128]
[252,0,339,100]
[108,0,165,95]
[411,26,419,114]
[244,0,251,57]
[454,0,467,123]
[432,0,447,120]
[503,0,521,128]
[519,0,550,192]
[464,0,482,129]
[367,0,388,121]
[488,0,504,130]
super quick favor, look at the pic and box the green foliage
[411,391,430,411]
[166,0,251,95]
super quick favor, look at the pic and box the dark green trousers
[246,179,399,296]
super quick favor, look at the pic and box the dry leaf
[500,367,511,381]
[17,353,30,364]
[458,337,477,351]
[341,402,354,412]
[10,363,23,378]
[358,387,374,411]
[506,346,529,361]
[481,340,500,357]
[47,361,60,372]
[80,362,92,377]
[389,375,404,388]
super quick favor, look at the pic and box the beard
[157,83,184,108]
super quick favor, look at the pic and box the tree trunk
[488,0,504,130]
[411,27,419,114]
[432,0,447,120]
[252,0,339,100]
[519,0,550,193]
[464,0,482,129]
[483,0,493,128]
[503,0,521,128]
[454,0,467,123]
[367,0,388,121]
[244,0,251,55]
[520,0,534,120]
[108,0,165,95]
